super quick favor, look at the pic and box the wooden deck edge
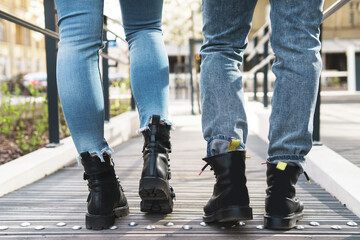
[0,110,139,197]
[246,100,360,218]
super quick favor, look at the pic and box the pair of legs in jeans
[56,0,169,156]
[56,0,323,230]
[200,0,323,229]
[56,0,174,230]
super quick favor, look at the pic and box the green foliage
[0,82,69,154]
[1,81,130,159]
[110,99,131,117]
[111,78,130,93]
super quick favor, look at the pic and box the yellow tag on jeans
[276,161,287,171]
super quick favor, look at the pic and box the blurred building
[0,0,46,80]
[166,0,360,92]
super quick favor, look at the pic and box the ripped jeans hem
[77,146,114,165]
[136,117,174,134]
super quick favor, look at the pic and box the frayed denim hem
[206,135,246,157]
[136,117,174,134]
[77,146,114,165]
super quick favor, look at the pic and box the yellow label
[276,161,287,171]
[228,139,241,152]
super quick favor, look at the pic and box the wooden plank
[0,114,359,239]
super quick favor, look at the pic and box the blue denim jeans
[55,0,169,159]
[200,0,323,170]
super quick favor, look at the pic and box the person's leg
[200,0,257,156]
[265,0,324,229]
[119,0,174,213]
[119,0,170,129]
[200,0,257,223]
[56,0,111,159]
[55,0,128,230]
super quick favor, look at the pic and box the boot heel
[264,212,303,229]
[218,206,253,222]
[140,198,174,214]
[139,177,170,200]
[114,204,130,218]
[140,185,175,213]
[203,205,253,223]
[85,213,115,230]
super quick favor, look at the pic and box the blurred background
[0,0,359,164]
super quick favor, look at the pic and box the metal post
[189,39,195,115]
[347,44,356,92]
[102,16,110,121]
[44,0,59,145]
[174,63,179,99]
[356,54,360,91]
[313,24,322,143]
[253,36,258,101]
[313,81,321,143]
[263,26,269,108]
[130,94,136,111]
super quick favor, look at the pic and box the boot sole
[140,198,173,214]
[86,204,129,230]
[139,177,174,213]
[264,211,303,230]
[203,205,253,223]
[139,177,171,200]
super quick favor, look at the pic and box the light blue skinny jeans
[200,0,323,170]
[55,0,169,159]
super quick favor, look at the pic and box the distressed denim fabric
[200,0,323,170]
[55,0,169,158]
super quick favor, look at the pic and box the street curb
[0,110,140,197]
[246,100,360,218]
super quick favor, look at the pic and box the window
[0,21,5,42]
[25,29,30,46]
[16,58,25,73]
[349,1,360,27]
[15,25,24,45]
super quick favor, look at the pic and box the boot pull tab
[150,115,161,142]
[264,161,312,185]
[276,161,311,185]
[276,161,288,171]
[228,139,241,152]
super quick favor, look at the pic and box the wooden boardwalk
[0,113,360,239]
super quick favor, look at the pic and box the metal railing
[0,1,130,146]
[245,0,353,142]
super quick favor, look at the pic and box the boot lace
[199,163,216,177]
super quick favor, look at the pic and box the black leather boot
[81,152,129,230]
[139,115,175,213]
[202,150,253,223]
[264,162,304,229]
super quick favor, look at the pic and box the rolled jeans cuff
[267,155,306,173]
[206,135,245,157]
